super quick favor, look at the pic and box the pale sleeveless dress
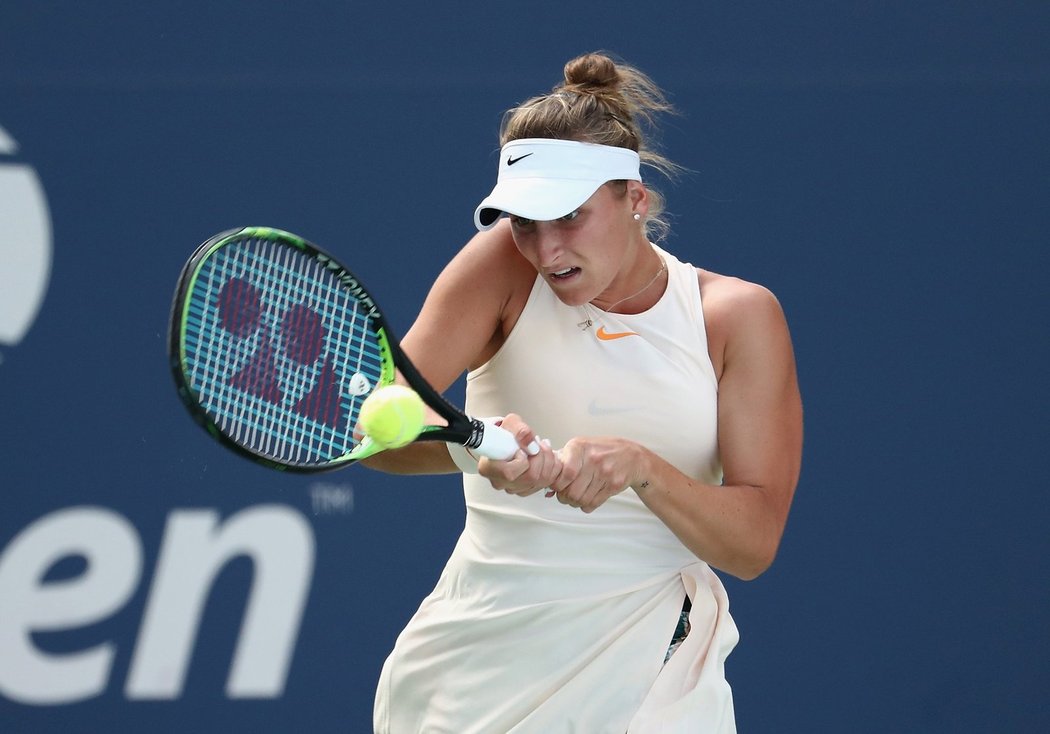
[374,246,739,733]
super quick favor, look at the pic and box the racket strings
[182,237,384,464]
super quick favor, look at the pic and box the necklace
[595,256,667,313]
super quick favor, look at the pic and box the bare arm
[631,277,803,579]
[361,222,537,474]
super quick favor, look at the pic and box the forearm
[633,450,788,580]
[360,441,461,475]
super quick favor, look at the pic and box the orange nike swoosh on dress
[595,326,640,340]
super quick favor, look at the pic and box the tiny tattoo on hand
[638,480,650,490]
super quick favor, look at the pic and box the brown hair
[499,52,680,240]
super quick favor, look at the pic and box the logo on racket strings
[209,276,351,429]
[191,266,380,432]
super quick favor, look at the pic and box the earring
[633,213,641,221]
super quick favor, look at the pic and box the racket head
[169,227,414,471]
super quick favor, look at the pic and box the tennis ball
[359,385,426,449]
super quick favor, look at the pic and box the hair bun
[563,52,621,92]
[499,51,679,240]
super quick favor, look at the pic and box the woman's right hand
[478,413,563,496]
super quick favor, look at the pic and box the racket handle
[468,418,532,460]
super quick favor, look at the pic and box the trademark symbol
[309,483,354,515]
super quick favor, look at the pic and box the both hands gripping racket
[168,226,520,472]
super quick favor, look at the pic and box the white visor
[473,138,642,231]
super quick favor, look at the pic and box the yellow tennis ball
[359,385,426,449]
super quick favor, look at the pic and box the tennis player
[368,52,803,733]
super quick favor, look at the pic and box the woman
[369,52,803,733]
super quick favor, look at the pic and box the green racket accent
[343,326,398,462]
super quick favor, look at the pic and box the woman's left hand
[547,437,646,513]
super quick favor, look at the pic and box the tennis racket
[168,226,520,472]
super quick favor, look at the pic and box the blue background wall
[2,2,1047,731]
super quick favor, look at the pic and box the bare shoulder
[697,269,794,378]
[424,220,534,315]
[402,221,536,385]
[443,220,531,281]
[701,268,788,323]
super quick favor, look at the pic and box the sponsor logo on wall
[0,505,315,704]
[0,124,52,360]
[0,123,322,706]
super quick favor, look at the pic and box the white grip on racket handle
[472,418,538,461]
